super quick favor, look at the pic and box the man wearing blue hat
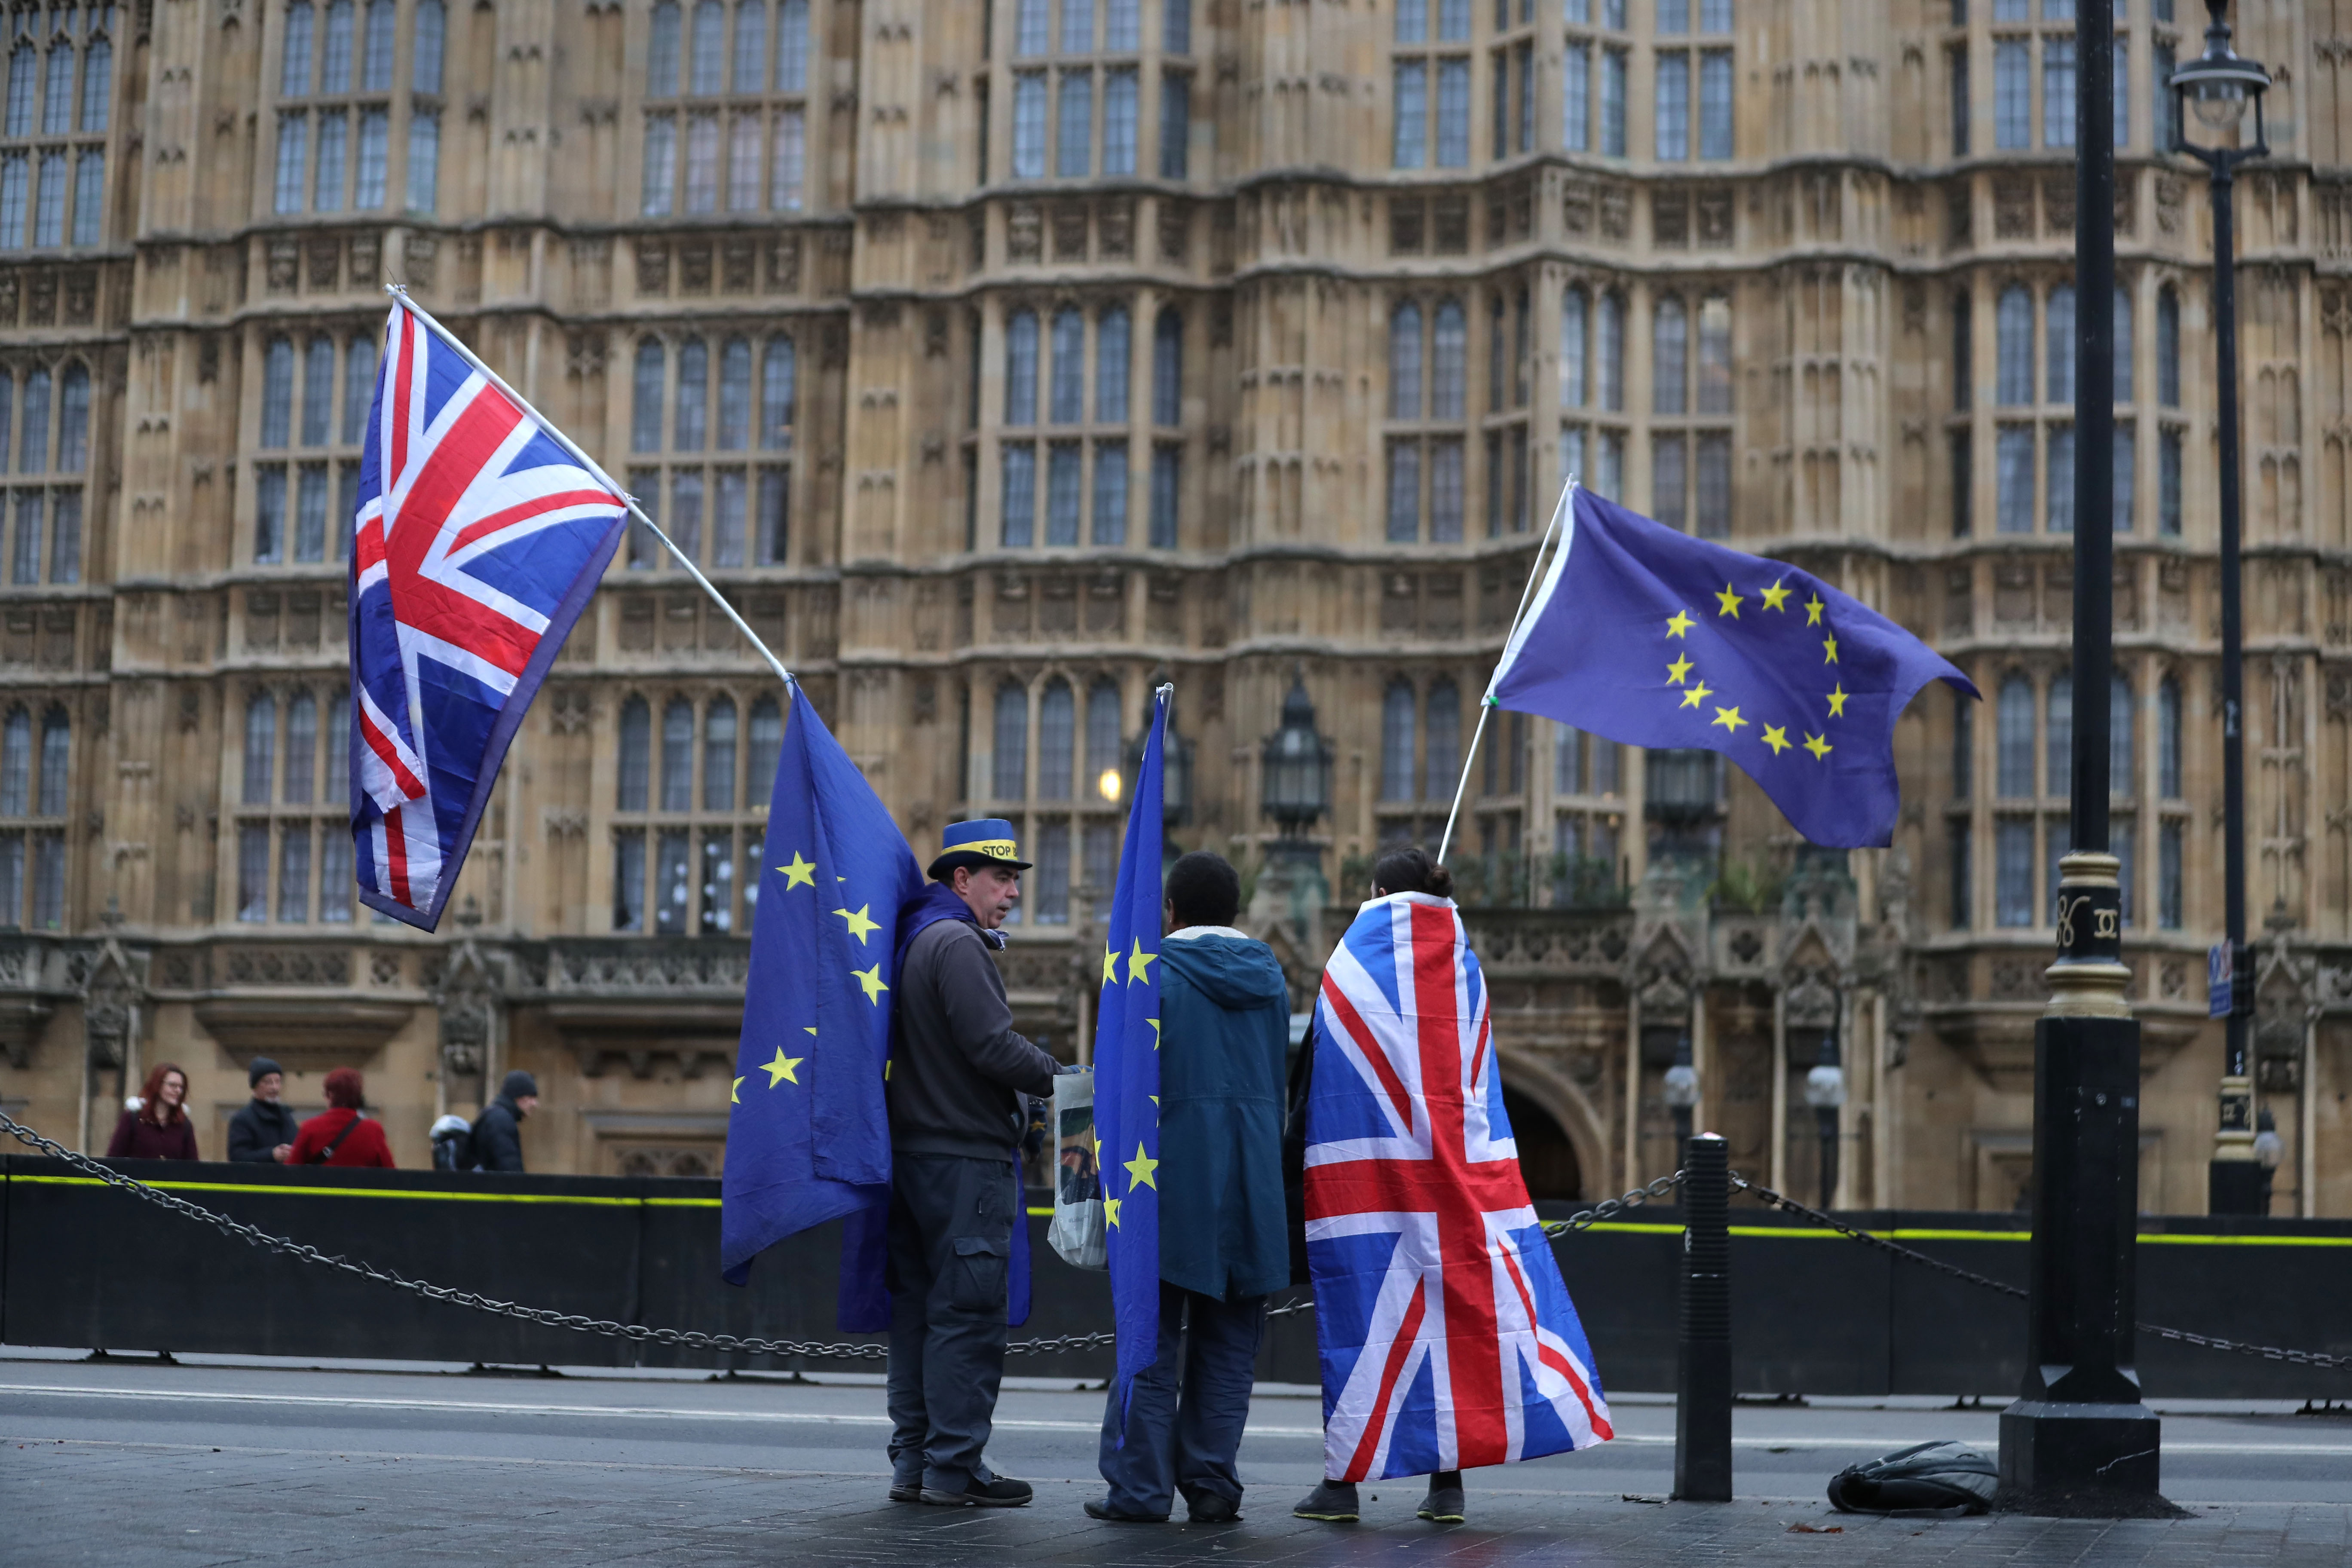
[884,819,1063,1508]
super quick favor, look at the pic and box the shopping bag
[1047,1069,1107,1271]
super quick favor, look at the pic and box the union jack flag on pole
[348,298,631,929]
[1304,892,1613,1482]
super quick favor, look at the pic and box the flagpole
[383,286,796,692]
[1436,476,1575,865]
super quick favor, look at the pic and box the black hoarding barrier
[6,1156,2349,1397]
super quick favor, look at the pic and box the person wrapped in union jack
[1290,847,1613,1526]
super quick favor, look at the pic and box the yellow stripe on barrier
[15,1174,657,1208]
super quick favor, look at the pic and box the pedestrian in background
[226,1057,300,1164]
[1089,851,1292,1525]
[287,1068,396,1168]
[470,1070,538,1171]
[107,1062,198,1161]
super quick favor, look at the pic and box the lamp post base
[2208,1158,2265,1216]
[1994,1401,2181,1518]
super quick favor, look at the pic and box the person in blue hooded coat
[1090,851,1294,1525]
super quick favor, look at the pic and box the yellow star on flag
[1761,725,1791,756]
[1803,732,1833,760]
[833,904,880,944]
[730,1076,744,1104]
[1715,583,1743,619]
[1105,1196,1123,1228]
[1666,653,1694,686]
[1123,1142,1160,1191]
[1102,943,1118,984]
[1760,578,1792,612]
[852,964,889,1004]
[763,1046,803,1087]
[1665,609,1695,639]
[1822,634,1839,665]
[1148,1017,1161,1049]
[1710,705,1746,733]
[778,852,817,890]
[1826,683,1849,718]
[1680,680,1713,710]
[1804,594,1826,627]
[1126,940,1157,986]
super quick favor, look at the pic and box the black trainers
[1083,1498,1168,1523]
[1418,1470,1466,1523]
[920,1475,1034,1508]
[1293,1479,1359,1522]
[1185,1491,1241,1524]
[888,1480,921,1503]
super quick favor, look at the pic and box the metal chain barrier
[1731,1172,2352,1374]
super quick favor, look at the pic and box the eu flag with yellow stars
[721,683,923,1286]
[1093,685,1170,1433]
[1491,487,1977,848]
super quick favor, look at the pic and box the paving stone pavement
[8,1436,2352,1568]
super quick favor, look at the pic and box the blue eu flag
[1094,685,1170,1431]
[1492,487,1977,848]
[721,684,923,1284]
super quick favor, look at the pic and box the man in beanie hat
[226,1057,300,1164]
[470,1069,540,1173]
[883,819,1062,1509]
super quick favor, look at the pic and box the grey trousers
[884,1152,1017,1493]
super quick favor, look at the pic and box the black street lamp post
[1995,0,2166,1513]
[2170,0,2270,1218]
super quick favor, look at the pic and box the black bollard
[1673,1133,1733,1503]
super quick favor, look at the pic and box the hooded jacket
[471,1094,526,1172]
[1157,925,1293,1301]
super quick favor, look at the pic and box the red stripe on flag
[391,313,413,480]
[1342,1283,1427,1484]
[1498,1241,1612,1442]
[360,709,426,799]
[385,805,411,906]
[1320,974,1414,1128]
[447,488,621,557]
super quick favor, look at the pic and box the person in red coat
[287,1068,397,1168]
[107,1062,200,1160]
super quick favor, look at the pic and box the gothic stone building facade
[3,0,2351,1213]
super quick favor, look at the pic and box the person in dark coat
[226,1057,300,1164]
[288,1068,397,1167]
[469,1070,538,1172]
[1090,851,1293,1525]
[106,1062,199,1161]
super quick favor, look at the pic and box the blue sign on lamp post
[2208,943,2233,1020]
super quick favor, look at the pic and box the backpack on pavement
[1826,1440,1998,1517]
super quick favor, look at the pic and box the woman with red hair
[287,1068,396,1168]
[106,1062,199,1160]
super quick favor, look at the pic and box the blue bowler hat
[927,818,1034,882]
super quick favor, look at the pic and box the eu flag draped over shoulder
[1094,686,1170,1432]
[720,684,922,1285]
[1491,488,1977,848]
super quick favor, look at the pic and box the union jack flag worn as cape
[1305,892,1612,1482]
[349,304,629,929]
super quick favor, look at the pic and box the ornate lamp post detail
[1260,671,1334,858]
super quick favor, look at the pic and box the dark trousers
[1096,1282,1268,1518]
[885,1152,1017,1493]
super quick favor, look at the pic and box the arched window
[1997,285,2034,406]
[1952,290,1973,410]
[674,338,709,450]
[1388,301,1424,419]
[617,697,652,809]
[1431,300,1467,420]
[1424,680,1461,802]
[4,46,30,137]
[284,692,317,804]
[2043,285,2075,406]
[732,0,768,94]
[283,2,314,96]
[1049,308,1086,423]
[1996,675,2035,798]
[1596,291,1624,411]
[1096,307,1130,424]
[261,338,296,448]
[325,695,350,800]
[2045,679,2072,799]
[689,0,726,95]
[1152,309,1182,426]
[2157,675,2182,799]
[18,368,47,471]
[1696,296,1733,415]
[244,693,276,806]
[81,35,110,131]
[747,695,782,790]
[2110,672,2135,798]
[718,337,752,450]
[1559,287,1587,409]
[1005,310,1039,426]
[631,340,665,453]
[660,699,695,811]
[2156,286,2180,407]
[0,711,27,815]
[648,1,682,96]
[1652,295,1687,414]
[362,0,395,91]
[761,335,795,449]
[301,336,335,446]
[1085,677,1122,800]
[322,0,353,92]
[2113,284,2134,397]
[1380,680,1417,802]
[343,332,377,445]
[1038,678,1075,799]
[703,696,737,810]
[992,681,1029,800]
[413,0,445,95]
[775,0,809,92]
[56,363,89,473]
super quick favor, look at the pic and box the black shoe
[888,1481,921,1503]
[1185,1492,1241,1524]
[920,1475,1033,1508]
[1293,1479,1359,1522]
[1418,1471,1466,1524]
[1084,1498,1169,1523]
